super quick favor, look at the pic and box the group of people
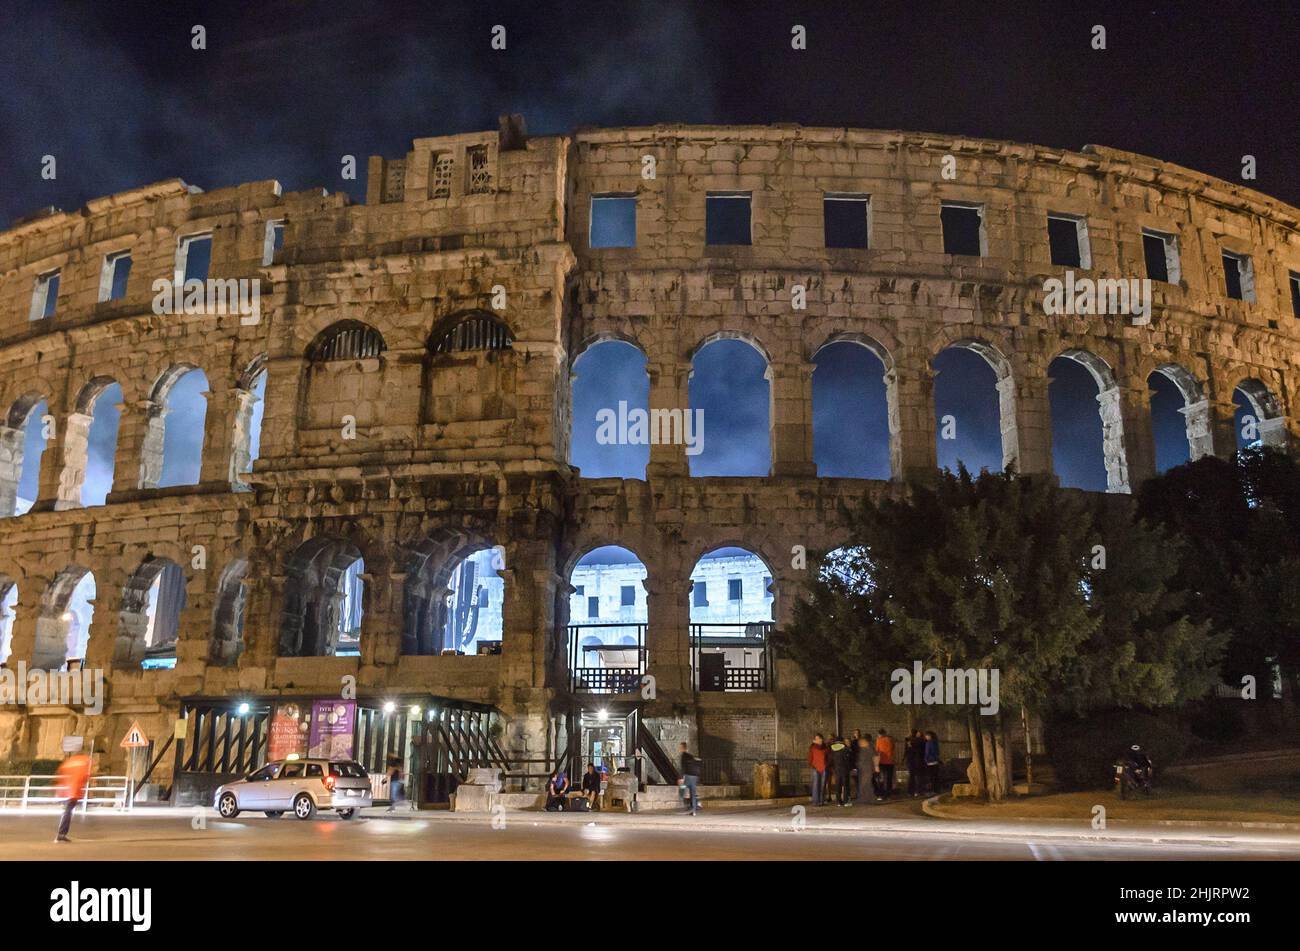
[544,763,604,811]
[808,728,941,806]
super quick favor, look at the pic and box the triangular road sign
[120,720,150,748]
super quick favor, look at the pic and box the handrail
[0,774,134,811]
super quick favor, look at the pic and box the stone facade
[0,122,1297,786]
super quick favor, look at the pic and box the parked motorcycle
[1114,757,1154,800]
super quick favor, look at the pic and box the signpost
[121,721,150,808]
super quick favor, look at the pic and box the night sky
[5,2,1295,490]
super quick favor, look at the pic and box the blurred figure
[54,752,92,843]
[829,735,853,806]
[808,733,829,806]
[678,742,701,815]
[875,728,895,800]
[905,729,926,797]
[924,730,942,794]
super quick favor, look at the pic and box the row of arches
[570,336,1287,490]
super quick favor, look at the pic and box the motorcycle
[1114,759,1154,800]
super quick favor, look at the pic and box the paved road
[1,805,1295,860]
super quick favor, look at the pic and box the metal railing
[0,775,134,811]
[568,622,647,694]
[689,621,775,693]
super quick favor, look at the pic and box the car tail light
[324,775,336,791]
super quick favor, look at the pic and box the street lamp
[236,702,250,716]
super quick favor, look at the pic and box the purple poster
[308,700,356,759]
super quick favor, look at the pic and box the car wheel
[337,808,356,820]
[293,793,316,820]
[264,810,284,818]
[218,792,240,818]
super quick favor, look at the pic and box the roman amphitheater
[0,119,1296,803]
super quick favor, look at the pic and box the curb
[921,794,1300,832]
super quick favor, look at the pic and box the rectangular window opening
[728,578,743,601]
[1047,214,1090,268]
[941,203,984,257]
[1290,272,1300,319]
[100,252,133,302]
[1222,250,1255,302]
[30,270,60,320]
[620,585,635,607]
[692,582,708,608]
[706,191,752,246]
[824,193,870,249]
[1142,229,1180,284]
[587,596,600,619]
[590,193,637,248]
[262,221,284,266]
[178,233,213,284]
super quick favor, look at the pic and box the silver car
[215,758,373,820]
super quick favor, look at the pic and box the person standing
[924,730,942,795]
[875,728,895,800]
[677,742,701,815]
[853,735,876,805]
[905,729,926,797]
[386,758,406,813]
[53,752,92,843]
[808,733,829,806]
[829,735,853,806]
[847,729,863,799]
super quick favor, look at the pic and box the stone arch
[210,557,249,667]
[1049,348,1129,493]
[0,393,49,516]
[280,537,367,658]
[299,320,389,435]
[687,544,776,690]
[571,338,650,478]
[428,309,515,354]
[932,338,1016,476]
[401,528,505,656]
[58,377,122,508]
[140,363,208,489]
[0,574,16,664]
[688,335,772,476]
[687,542,778,622]
[307,321,388,361]
[1232,377,1287,449]
[32,565,96,672]
[1148,364,1212,469]
[117,556,188,669]
[811,337,892,478]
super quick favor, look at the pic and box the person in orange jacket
[54,752,92,843]
[808,733,829,806]
[874,728,896,800]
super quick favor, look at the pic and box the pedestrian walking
[53,752,92,843]
[847,729,863,799]
[808,733,829,806]
[924,730,942,795]
[678,742,701,815]
[875,728,895,800]
[386,757,406,813]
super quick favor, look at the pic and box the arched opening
[403,537,505,656]
[688,546,774,692]
[280,538,366,658]
[1233,379,1287,450]
[1148,366,1208,472]
[0,577,16,664]
[82,381,122,505]
[571,340,651,479]
[567,545,648,693]
[812,340,891,478]
[301,321,387,435]
[0,395,49,516]
[1049,351,1128,492]
[210,558,249,666]
[933,344,1008,475]
[689,338,771,477]
[422,311,517,427]
[157,368,208,487]
[118,558,187,669]
[819,545,873,593]
[32,567,95,672]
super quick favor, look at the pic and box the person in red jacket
[874,728,896,800]
[808,733,829,806]
[53,752,92,843]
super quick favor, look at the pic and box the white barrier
[0,775,133,812]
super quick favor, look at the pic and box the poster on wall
[267,702,310,761]
[308,700,356,759]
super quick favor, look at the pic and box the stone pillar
[110,399,165,495]
[0,424,23,516]
[1259,415,1290,451]
[644,576,691,700]
[1182,399,1216,461]
[1117,385,1156,489]
[771,360,815,477]
[30,399,73,513]
[83,578,119,674]
[5,591,44,670]
[1208,399,1240,461]
[1096,386,1132,494]
[360,568,400,675]
[886,363,936,482]
[1003,374,1054,477]
[646,360,689,479]
[51,411,95,510]
[199,384,257,489]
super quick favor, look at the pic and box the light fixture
[597,708,609,722]
[237,702,250,716]
[383,701,396,714]
[410,705,421,717]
